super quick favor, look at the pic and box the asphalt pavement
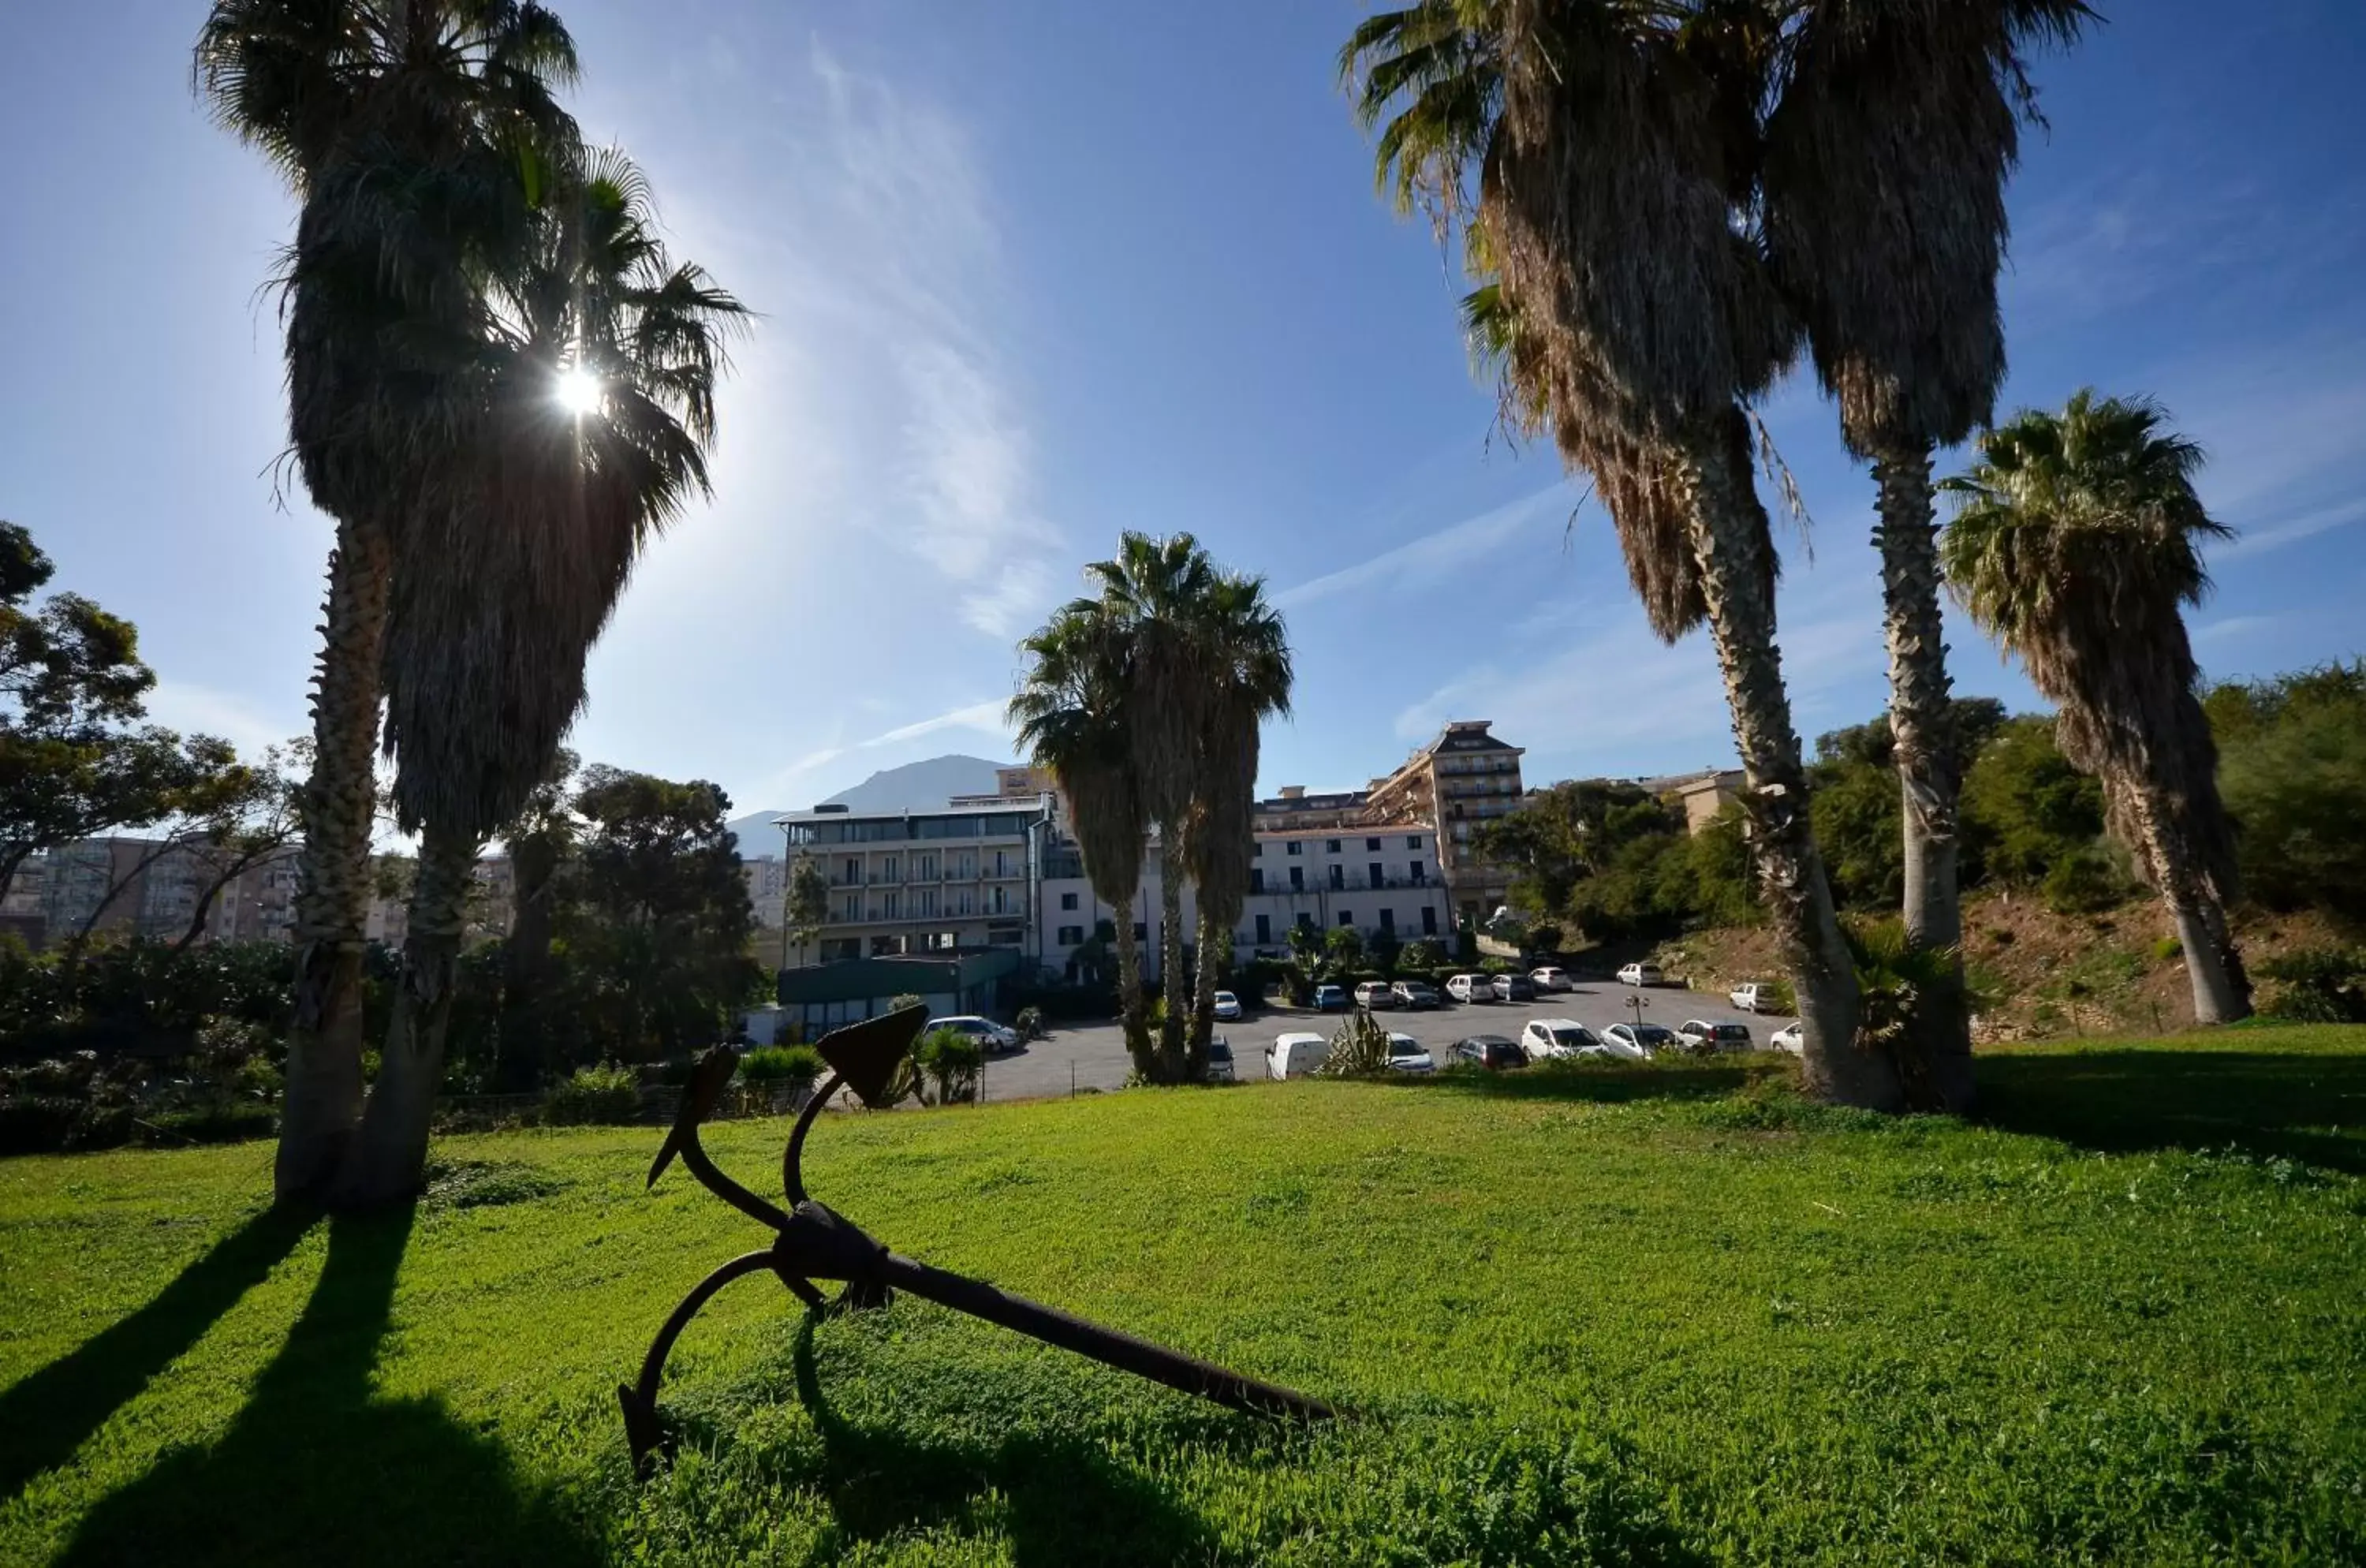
[976,983,1800,1102]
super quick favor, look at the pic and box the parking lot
[976,982,1800,1100]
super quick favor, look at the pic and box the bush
[741,1044,825,1086]
[140,1103,276,1147]
[2151,936,2184,962]
[2042,846,2127,914]
[544,1062,643,1125]
[1315,1009,1392,1078]
[2256,946,2366,1024]
[1013,1006,1045,1041]
[914,1028,983,1104]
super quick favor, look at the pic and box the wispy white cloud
[2192,614,2274,644]
[2215,495,2366,562]
[1275,483,1569,610]
[806,43,1062,637]
[767,696,1012,792]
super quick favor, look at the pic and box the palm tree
[1011,606,1156,1077]
[1940,390,2252,1024]
[1763,0,2092,1109]
[1181,574,1293,1078]
[1083,533,1226,1080]
[341,148,748,1204]
[196,0,582,1203]
[1344,0,1901,1109]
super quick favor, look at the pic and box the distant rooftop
[773,798,1051,827]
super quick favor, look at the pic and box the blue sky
[6,2,2363,818]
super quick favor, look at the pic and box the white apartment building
[741,855,786,928]
[776,800,1050,965]
[1037,819,1450,981]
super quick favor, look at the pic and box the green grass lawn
[3,1027,2363,1566]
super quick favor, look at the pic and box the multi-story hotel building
[775,800,1051,966]
[1365,720,1525,920]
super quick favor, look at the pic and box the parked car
[1213,990,1242,1022]
[1268,1031,1330,1080]
[1615,961,1663,987]
[1204,1034,1236,1082]
[1448,1034,1526,1070]
[1313,984,1348,1013]
[1353,980,1397,1010]
[1529,965,1573,992]
[1602,1021,1678,1059]
[1770,1021,1804,1054]
[1390,980,1441,1010]
[1677,1019,1754,1053]
[1446,973,1494,1003]
[1491,973,1535,1002]
[1386,1033,1435,1073]
[1730,982,1772,1012]
[932,1015,1020,1055]
[1519,1017,1605,1061]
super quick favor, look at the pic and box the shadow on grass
[0,1205,314,1503]
[59,1207,595,1568]
[1977,1048,2366,1174]
[1398,1058,1775,1104]
[781,1316,1221,1567]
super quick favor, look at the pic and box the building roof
[773,799,1050,827]
[1424,720,1522,756]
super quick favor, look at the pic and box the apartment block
[776,801,1049,966]
[1365,720,1525,920]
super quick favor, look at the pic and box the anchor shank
[874,1251,1338,1423]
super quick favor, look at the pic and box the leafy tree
[1398,938,1447,974]
[197,0,584,1202]
[1345,0,1898,1111]
[1764,0,2092,1111]
[556,767,763,1061]
[785,852,828,969]
[1368,924,1403,978]
[1943,390,2251,1023]
[1808,753,1904,912]
[2207,663,2366,919]
[1324,924,1366,972]
[1956,715,2105,890]
[1473,779,1680,915]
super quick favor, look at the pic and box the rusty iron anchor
[619,1006,1337,1470]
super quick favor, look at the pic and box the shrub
[1013,1006,1045,1041]
[2257,946,2366,1024]
[2151,936,2184,962]
[140,1103,276,1147]
[741,1044,825,1086]
[544,1062,643,1125]
[1315,1009,1391,1078]
[913,1028,983,1104]
[2042,846,2127,914]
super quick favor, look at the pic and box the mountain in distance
[727,754,1012,855]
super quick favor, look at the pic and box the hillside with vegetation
[1483,665,2366,1040]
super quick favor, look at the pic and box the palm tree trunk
[1186,905,1227,1079]
[2125,788,2252,1025]
[338,822,477,1207]
[1157,835,1187,1081]
[1872,443,1975,1113]
[1677,428,1901,1112]
[1111,905,1155,1078]
[276,517,394,1205]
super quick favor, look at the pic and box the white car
[1529,965,1573,992]
[1616,962,1663,987]
[1519,1017,1604,1061]
[1677,1019,1754,1053]
[1601,1022,1678,1059]
[1268,1031,1330,1080]
[931,1015,1019,1054]
[1770,1022,1804,1054]
[1213,990,1242,1022]
[1353,980,1397,1010]
[1446,973,1494,1003]
[1730,983,1771,1013]
[1391,980,1441,1010]
[1385,1033,1435,1073]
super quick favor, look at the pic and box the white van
[1267,1031,1331,1080]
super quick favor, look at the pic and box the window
[1365,837,1381,852]
[1286,841,1302,857]
[1337,910,1354,927]
[1060,891,1079,911]
[1408,834,1423,849]
[1254,842,1264,857]
[1409,862,1425,884]
[881,890,900,918]
[1368,863,1384,889]
[1421,905,1438,935]
[1255,914,1271,944]
[1289,866,1304,891]
[842,857,860,885]
[1057,924,1084,946]
[1250,868,1265,894]
[879,856,899,882]
[1379,908,1395,931]
[1297,913,1315,931]
[1327,864,1345,890]
[1326,838,1341,853]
